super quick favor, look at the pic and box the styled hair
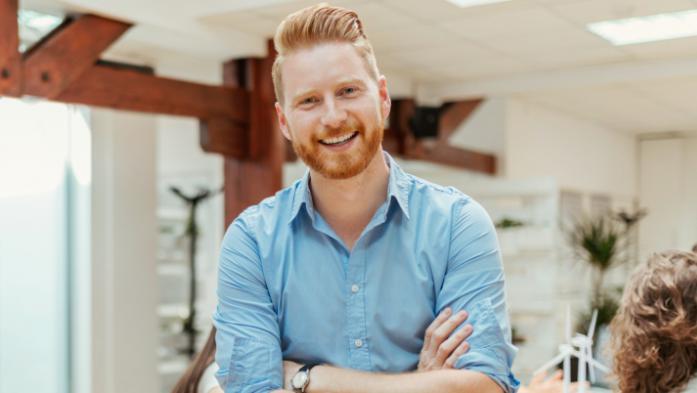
[171,327,217,393]
[611,251,697,393]
[271,3,379,104]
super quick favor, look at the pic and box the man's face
[275,42,390,179]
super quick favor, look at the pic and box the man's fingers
[435,324,473,365]
[529,370,548,386]
[432,310,468,349]
[422,307,452,353]
[443,337,470,368]
[549,369,563,381]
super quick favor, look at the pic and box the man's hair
[610,250,697,393]
[271,3,379,105]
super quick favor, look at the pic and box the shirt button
[351,284,359,293]
[354,339,363,348]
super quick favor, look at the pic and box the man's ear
[378,75,391,121]
[275,102,292,141]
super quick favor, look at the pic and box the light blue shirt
[213,153,519,393]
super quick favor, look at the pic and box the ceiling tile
[517,45,631,70]
[618,36,697,61]
[381,0,538,22]
[476,28,612,55]
[439,6,579,40]
[547,0,697,26]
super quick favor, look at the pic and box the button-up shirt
[213,153,519,393]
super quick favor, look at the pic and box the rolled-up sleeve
[437,199,519,393]
[213,213,283,393]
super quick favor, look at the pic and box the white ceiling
[20,0,697,134]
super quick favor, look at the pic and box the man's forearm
[307,366,503,393]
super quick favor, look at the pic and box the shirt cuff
[455,348,520,393]
[216,337,283,393]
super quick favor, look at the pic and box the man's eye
[340,87,359,96]
[301,97,318,105]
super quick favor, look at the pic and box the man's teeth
[322,132,355,145]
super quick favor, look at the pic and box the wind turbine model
[534,307,611,393]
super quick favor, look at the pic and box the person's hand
[282,360,302,390]
[417,307,473,371]
[521,370,589,393]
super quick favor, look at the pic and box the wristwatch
[291,363,317,393]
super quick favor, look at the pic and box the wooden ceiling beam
[438,99,483,143]
[219,40,285,225]
[406,143,496,174]
[0,7,249,158]
[23,14,131,99]
[56,62,249,124]
[0,0,21,97]
[388,98,497,175]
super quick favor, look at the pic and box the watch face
[291,371,308,389]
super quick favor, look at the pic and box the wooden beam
[23,14,132,99]
[409,144,496,175]
[0,0,21,97]
[199,117,247,158]
[438,99,482,142]
[221,40,285,226]
[388,99,496,175]
[56,63,249,123]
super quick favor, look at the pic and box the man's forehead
[282,43,374,95]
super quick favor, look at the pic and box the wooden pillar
[222,41,285,226]
[0,0,21,96]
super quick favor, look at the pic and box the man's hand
[417,308,473,371]
[283,360,303,390]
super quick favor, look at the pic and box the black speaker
[409,106,440,139]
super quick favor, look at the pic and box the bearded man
[213,4,518,393]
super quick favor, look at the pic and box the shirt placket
[345,245,370,370]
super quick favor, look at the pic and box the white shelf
[158,303,189,319]
[158,264,188,276]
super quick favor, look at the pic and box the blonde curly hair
[611,250,697,393]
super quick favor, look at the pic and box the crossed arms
[270,308,502,393]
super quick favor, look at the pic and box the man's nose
[320,98,347,129]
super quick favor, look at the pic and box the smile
[319,131,358,146]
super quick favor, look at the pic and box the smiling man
[213,4,518,393]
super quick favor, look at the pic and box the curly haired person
[611,250,697,393]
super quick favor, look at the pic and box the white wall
[505,98,637,201]
[638,136,697,259]
[91,108,159,393]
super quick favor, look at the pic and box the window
[0,97,91,393]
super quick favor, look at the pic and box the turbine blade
[587,346,597,382]
[563,354,571,393]
[588,310,598,340]
[566,305,572,342]
[534,352,567,375]
[587,357,611,374]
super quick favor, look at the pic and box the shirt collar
[288,151,411,225]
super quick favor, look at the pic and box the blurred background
[1,0,697,392]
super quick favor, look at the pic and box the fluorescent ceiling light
[587,9,697,46]
[445,0,513,8]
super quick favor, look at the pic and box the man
[213,4,518,393]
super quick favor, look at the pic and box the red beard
[291,117,384,179]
